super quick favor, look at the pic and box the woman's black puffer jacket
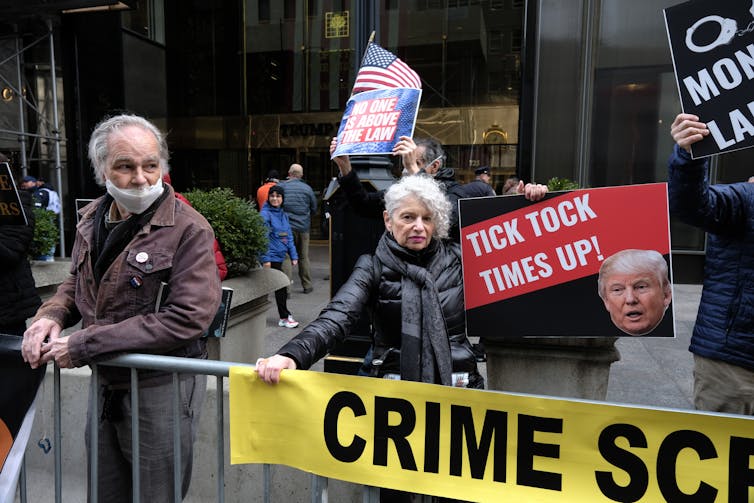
[278,236,484,389]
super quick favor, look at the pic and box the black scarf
[374,233,453,385]
[91,189,170,283]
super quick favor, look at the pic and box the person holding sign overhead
[330,136,547,242]
[669,112,754,414]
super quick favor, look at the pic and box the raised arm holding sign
[664,0,754,157]
[332,39,422,158]
[668,109,754,415]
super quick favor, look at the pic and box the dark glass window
[258,0,270,22]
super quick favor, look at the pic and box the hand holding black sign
[664,0,754,157]
[0,162,28,226]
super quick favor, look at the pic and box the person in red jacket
[256,169,279,210]
[163,174,228,280]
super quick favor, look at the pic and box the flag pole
[351,31,376,97]
[358,30,376,68]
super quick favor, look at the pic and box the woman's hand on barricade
[256,354,297,384]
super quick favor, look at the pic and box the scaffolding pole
[2,22,68,258]
[14,34,28,176]
[47,19,65,256]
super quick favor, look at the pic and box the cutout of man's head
[597,249,672,336]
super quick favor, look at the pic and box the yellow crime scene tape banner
[229,367,754,502]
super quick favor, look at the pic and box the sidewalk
[263,242,701,410]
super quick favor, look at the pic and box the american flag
[352,42,422,94]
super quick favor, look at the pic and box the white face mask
[105,178,164,215]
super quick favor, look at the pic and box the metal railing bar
[130,368,140,503]
[45,354,365,502]
[54,364,61,503]
[311,474,328,503]
[102,353,254,376]
[19,458,27,503]
[263,464,271,503]
[215,375,225,503]
[90,365,99,503]
[173,373,181,503]
[363,486,379,502]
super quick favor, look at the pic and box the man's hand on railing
[255,354,297,384]
[22,317,63,369]
[40,336,73,368]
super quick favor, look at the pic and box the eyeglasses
[423,155,443,169]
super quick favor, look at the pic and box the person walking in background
[21,114,221,502]
[260,184,299,329]
[20,175,61,261]
[463,166,496,197]
[282,163,317,294]
[256,169,279,210]
[0,154,44,503]
[20,175,61,216]
[668,112,754,415]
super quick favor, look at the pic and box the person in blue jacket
[260,184,300,328]
[669,112,754,415]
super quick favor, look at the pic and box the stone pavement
[263,242,702,411]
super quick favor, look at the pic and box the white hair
[384,175,451,239]
[598,249,670,299]
[87,114,169,186]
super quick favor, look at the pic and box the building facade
[1,0,751,279]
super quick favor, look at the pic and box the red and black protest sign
[664,0,754,157]
[459,184,674,338]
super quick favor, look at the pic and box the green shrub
[184,187,268,277]
[546,177,581,191]
[29,207,59,258]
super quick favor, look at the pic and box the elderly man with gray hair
[22,113,221,502]
[597,249,672,336]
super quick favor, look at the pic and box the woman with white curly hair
[257,174,485,389]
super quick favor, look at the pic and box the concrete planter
[485,336,620,400]
[206,267,290,364]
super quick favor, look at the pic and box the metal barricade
[24,354,343,503]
